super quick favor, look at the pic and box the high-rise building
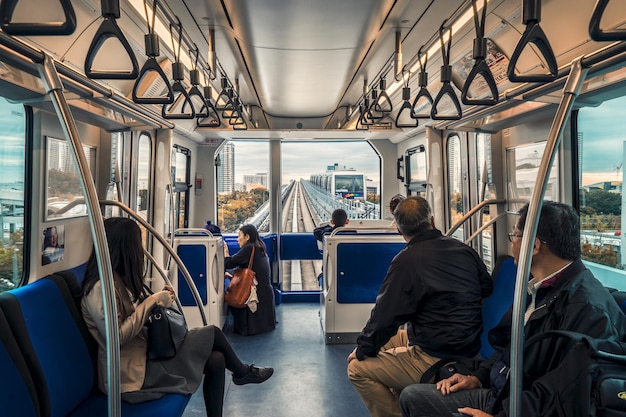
[243,173,268,190]
[217,142,235,193]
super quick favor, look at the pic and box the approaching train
[0,0,625,415]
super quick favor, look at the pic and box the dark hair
[517,201,580,260]
[331,209,348,227]
[83,217,146,302]
[394,196,432,237]
[389,194,405,214]
[239,224,267,256]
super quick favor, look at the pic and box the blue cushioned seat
[0,273,190,417]
[480,256,517,359]
[0,308,39,417]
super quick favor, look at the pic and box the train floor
[182,302,369,417]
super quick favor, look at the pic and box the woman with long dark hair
[81,217,273,417]
[225,224,277,335]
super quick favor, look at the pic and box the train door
[172,144,191,229]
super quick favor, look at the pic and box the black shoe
[233,365,274,385]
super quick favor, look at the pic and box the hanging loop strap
[411,47,434,119]
[431,24,462,120]
[132,0,174,104]
[169,17,183,65]
[396,70,417,128]
[589,0,626,41]
[0,0,77,35]
[462,0,499,105]
[85,0,139,80]
[507,0,557,82]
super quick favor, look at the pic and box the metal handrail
[445,198,506,237]
[465,212,506,245]
[100,200,208,326]
[37,54,120,417]
[509,57,589,417]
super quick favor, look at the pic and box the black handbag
[144,286,188,360]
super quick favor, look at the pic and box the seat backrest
[0,275,95,417]
[0,307,39,417]
[480,255,517,359]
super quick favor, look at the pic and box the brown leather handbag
[225,246,257,308]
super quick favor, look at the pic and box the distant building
[584,181,622,193]
[217,142,235,193]
[244,173,268,191]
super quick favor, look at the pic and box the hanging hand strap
[411,47,434,119]
[431,24,462,120]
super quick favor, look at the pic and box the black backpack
[519,330,626,417]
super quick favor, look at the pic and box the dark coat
[472,259,626,416]
[225,243,276,335]
[355,228,493,360]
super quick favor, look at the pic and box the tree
[582,189,621,215]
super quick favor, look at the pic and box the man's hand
[436,373,481,395]
[456,407,492,417]
[347,347,358,364]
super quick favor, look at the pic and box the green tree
[583,189,621,215]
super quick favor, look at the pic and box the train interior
[0,0,626,415]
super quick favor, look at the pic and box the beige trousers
[347,329,440,417]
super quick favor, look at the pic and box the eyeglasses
[507,233,548,244]
[507,233,522,242]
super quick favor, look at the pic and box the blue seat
[0,308,39,417]
[280,233,322,260]
[0,273,190,417]
[480,255,517,359]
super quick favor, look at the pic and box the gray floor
[183,302,369,417]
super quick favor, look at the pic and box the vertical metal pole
[37,54,121,417]
[509,58,588,417]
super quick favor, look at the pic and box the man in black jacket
[399,201,626,417]
[313,208,349,242]
[347,196,493,417]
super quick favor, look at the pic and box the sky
[229,140,381,186]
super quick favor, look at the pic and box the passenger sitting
[81,217,273,417]
[203,219,222,236]
[388,194,405,228]
[347,196,493,417]
[314,208,349,286]
[399,202,626,417]
[313,208,349,242]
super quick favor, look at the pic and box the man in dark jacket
[313,208,349,241]
[399,201,626,417]
[347,196,493,417]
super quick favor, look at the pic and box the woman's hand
[436,373,481,395]
[153,290,174,308]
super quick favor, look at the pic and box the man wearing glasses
[399,201,626,417]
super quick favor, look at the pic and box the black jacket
[313,224,337,241]
[355,229,493,360]
[472,259,626,416]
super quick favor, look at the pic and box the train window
[105,132,125,218]
[476,133,494,271]
[506,142,559,213]
[134,133,152,221]
[217,140,269,233]
[406,145,427,195]
[282,141,380,291]
[0,98,26,293]
[172,144,190,229]
[45,137,96,220]
[578,95,626,286]
[447,135,465,240]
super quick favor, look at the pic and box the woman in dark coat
[225,224,277,335]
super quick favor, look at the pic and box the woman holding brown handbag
[225,224,277,336]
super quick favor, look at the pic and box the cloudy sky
[229,140,381,185]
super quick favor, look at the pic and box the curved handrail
[445,198,506,238]
[431,25,462,120]
[589,0,626,41]
[143,249,185,314]
[506,0,557,83]
[100,200,208,326]
[509,57,589,417]
[0,0,76,35]
[465,212,506,245]
[37,55,120,417]
[84,0,139,80]
[329,226,400,236]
